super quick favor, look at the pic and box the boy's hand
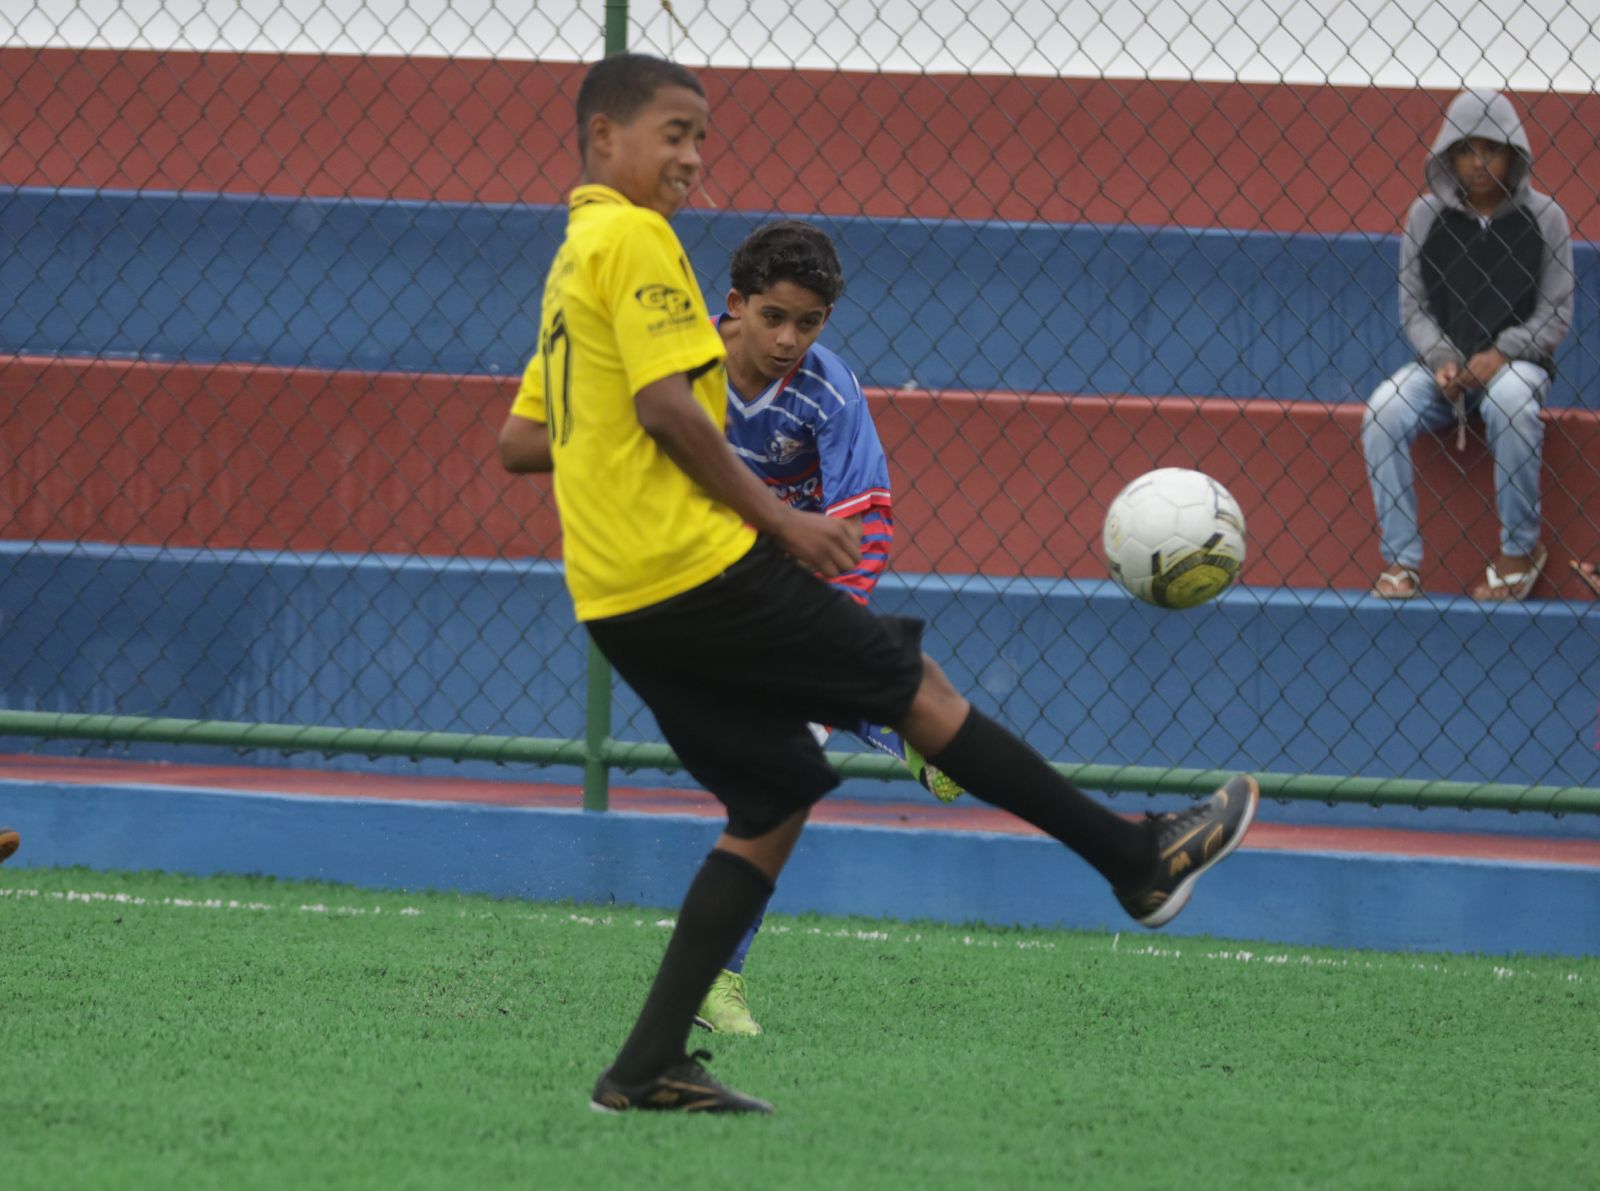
[1434,361,1466,397]
[774,508,861,577]
[1465,348,1509,390]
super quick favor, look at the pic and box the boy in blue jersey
[696,220,963,1035]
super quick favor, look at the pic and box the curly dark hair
[576,54,704,159]
[728,221,845,305]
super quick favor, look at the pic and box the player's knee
[916,654,960,704]
[899,654,969,744]
[718,807,810,879]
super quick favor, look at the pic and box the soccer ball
[1102,468,1246,609]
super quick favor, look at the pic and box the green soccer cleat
[904,742,965,803]
[693,970,763,1036]
[590,1049,774,1115]
[1115,774,1259,929]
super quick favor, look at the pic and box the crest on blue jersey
[765,432,806,464]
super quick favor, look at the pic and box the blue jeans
[1361,361,1547,569]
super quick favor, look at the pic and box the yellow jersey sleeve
[596,213,725,397]
[509,351,546,422]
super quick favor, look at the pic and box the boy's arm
[498,412,552,473]
[1495,197,1575,363]
[826,508,892,605]
[635,373,861,577]
[1398,198,1460,371]
[499,349,552,473]
[812,370,894,603]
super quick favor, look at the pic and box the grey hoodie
[1398,89,1574,373]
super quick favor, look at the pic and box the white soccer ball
[1102,468,1246,610]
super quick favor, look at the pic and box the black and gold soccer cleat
[1115,774,1259,929]
[0,828,19,865]
[589,1050,774,1115]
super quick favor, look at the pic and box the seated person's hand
[1434,360,1466,397]
[1463,348,1509,390]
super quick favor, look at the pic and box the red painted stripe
[4,755,1595,867]
[0,354,558,560]
[8,355,1600,595]
[4,48,1599,238]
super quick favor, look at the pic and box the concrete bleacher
[5,187,1599,405]
[7,353,1599,598]
[4,186,1599,797]
[5,186,1600,593]
[5,543,1596,795]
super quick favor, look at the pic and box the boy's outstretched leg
[591,809,808,1115]
[850,721,965,803]
[898,656,1257,928]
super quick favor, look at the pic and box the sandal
[1472,543,1547,602]
[1572,559,1600,599]
[1372,566,1421,599]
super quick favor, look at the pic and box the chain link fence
[2,1,1598,810]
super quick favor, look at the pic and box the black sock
[929,708,1154,887]
[608,848,775,1086]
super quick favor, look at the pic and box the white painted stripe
[3,885,1588,981]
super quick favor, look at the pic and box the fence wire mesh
[2,1,1597,804]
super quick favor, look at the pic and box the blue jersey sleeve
[809,348,891,517]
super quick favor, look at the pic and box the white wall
[4,0,1597,91]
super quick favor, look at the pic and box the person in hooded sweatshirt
[1362,88,1574,601]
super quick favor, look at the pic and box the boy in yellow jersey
[503,218,963,1038]
[501,53,1259,1115]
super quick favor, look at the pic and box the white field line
[0,886,1587,983]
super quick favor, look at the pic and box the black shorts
[585,536,925,838]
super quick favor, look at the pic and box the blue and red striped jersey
[721,323,893,603]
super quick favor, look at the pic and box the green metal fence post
[605,0,628,55]
[578,0,628,811]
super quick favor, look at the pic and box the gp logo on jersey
[635,285,693,314]
[635,284,692,314]
[634,284,698,334]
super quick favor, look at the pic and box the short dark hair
[728,221,845,305]
[576,53,704,159]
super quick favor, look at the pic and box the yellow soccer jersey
[512,185,755,620]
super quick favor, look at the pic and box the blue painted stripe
[5,186,1598,406]
[4,781,1596,956]
[4,542,1596,797]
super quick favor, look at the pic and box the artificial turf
[2,866,1595,1190]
